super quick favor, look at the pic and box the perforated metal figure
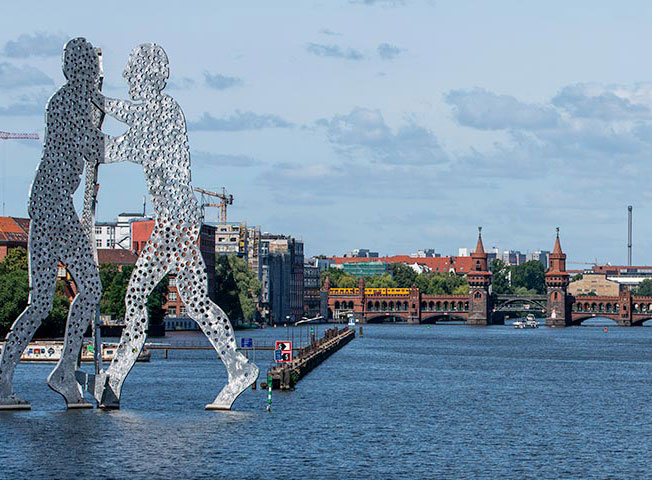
[0,38,103,410]
[92,44,258,410]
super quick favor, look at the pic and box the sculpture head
[123,43,169,101]
[62,37,100,84]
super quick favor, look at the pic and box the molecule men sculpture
[0,38,258,411]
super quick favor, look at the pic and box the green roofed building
[342,262,389,277]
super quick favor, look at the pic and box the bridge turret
[467,227,493,325]
[545,228,571,327]
[320,276,331,320]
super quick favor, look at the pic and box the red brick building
[0,216,29,261]
[130,219,216,318]
[97,249,138,269]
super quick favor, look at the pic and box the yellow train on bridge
[329,287,411,296]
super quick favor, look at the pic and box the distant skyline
[2,1,652,263]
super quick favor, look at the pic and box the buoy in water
[604,327,608,333]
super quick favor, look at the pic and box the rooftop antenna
[628,205,632,266]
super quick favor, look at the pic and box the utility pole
[0,131,40,216]
[628,205,633,266]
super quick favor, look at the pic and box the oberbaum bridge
[324,230,652,327]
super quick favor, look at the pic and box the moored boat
[0,341,151,363]
[513,314,539,329]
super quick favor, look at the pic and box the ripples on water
[1,323,651,479]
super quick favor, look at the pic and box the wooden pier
[268,327,355,390]
[147,341,300,359]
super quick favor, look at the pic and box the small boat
[514,314,538,329]
[0,341,151,363]
[347,314,356,327]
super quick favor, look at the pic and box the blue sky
[1,1,652,264]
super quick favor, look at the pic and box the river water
[1,322,651,479]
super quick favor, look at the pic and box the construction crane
[193,186,233,223]
[568,260,600,267]
[0,131,40,215]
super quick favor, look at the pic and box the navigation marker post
[266,372,273,412]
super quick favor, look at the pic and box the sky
[1,0,652,265]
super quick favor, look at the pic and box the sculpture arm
[102,97,136,123]
[102,132,141,165]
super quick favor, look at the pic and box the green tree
[634,279,652,296]
[320,268,357,288]
[38,282,70,338]
[0,269,29,333]
[391,263,417,288]
[490,259,512,294]
[365,273,396,288]
[413,271,468,295]
[511,260,545,294]
[571,273,583,282]
[0,247,28,273]
[0,248,72,337]
[98,264,168,326]
[228,255,261,322]
[214,255,244,323]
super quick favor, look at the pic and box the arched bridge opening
[366,314,409,324]
[421,314,467,324]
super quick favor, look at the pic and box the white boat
[0,341,151,363]
[347,314,356,327]
[513,314,538,329]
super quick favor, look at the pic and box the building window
[95,226,102,235]
[179,306,187,316]
[96,239,102,247]
[169,292,177,301]
[169,277,176,287]
[168,308,176,317]
[109,239,115,247]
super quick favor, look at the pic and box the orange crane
[193,186,233,223]
[1,131,40,215]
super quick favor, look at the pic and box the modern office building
[259,234,304,324]
[95,212,150,250]
[526,250,550,269]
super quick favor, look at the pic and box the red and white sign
[275,341,293,363]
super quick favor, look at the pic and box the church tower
[467,227,492,325]
[545,228,571,327]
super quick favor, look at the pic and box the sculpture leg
[46,225,101,408]
[177,259,259,411]
[0,224,57,409]
[95,250,167,409]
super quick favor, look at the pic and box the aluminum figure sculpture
[0,38,103,410]
[88,44,259,410]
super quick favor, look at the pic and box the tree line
[0,248,260,338]
[320,263,470,295]
[321,259,549,297]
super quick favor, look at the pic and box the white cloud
[318,107,447,165]
[0,63,53,89]
[187,111,293,131]
[3,32,68,58]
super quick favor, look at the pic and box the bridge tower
[320,276,330,320]
[545,228,571,327]
[467,227,492,325]
[618,288,633,326]
[357,276,366,322]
